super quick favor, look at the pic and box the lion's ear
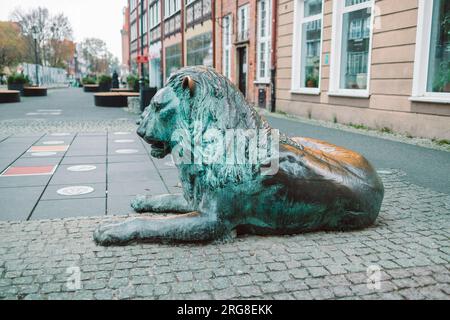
[182,76,195,97]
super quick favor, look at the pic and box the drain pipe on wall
[270,0,278,113]
[212,0,216,68]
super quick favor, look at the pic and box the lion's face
[137,86,181,158]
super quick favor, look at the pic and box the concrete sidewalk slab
[31,197,106,220]
[0,175,52,188]
[41,183,106,201]
[107,162,160,183]
[0,186,43,221]
[49,164,106,185]
[107,181,166,197]
[60,156,106,165]
[107,195,136,216]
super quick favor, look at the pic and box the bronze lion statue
[94,66,384,246]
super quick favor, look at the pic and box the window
[130,0,137,11]
[149,1,160,29]
[291,0,323,94]
[165,43,181,80]
[222,15,232,80]
[237,4,249,42]
[256,0,272,83]
[330,0,373,97]
[130,22,138,41]
[187,32,213,66]
[141,10,148,34]
[165,0,181,18]
[412,0,450,103]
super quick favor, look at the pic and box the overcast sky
[0,0,127,61]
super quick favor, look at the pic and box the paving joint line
[139,136,171,194]
[26,133,77,221]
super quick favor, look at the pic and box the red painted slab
[28,145,69,153]
[1,165,57,177]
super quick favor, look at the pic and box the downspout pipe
[212,0,216,68]
[270,0,277,113]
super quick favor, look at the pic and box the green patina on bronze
[94,66,384,246]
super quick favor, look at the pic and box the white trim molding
[222,14,233,81]
[256,0,272,83]
[291,0,324,95]
[411,0,450,103]
[329,0,374,98]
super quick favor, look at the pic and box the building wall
[121,6,131,70]
[276,0,450,139]
[215,0,275,109]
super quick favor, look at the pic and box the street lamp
[74,51,79,87]
[139,0,145,112]
[31,26,39,87]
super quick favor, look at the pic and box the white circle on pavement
[377,170,393,175]
[57,186,94,196]
[31,152,57,157]
[114,139,135,143]
[67,165,97,172]
[115,149,139,154]
[113,132,132,135]
[51,133,71,136]
[38,109,62,112]
[43,141,65,145]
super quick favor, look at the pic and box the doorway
[237,47,248,97]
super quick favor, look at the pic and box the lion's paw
[93,223,136,246]
[130,195,148,213]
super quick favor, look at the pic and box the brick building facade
[121,0,450,139]
[215,0,277,109]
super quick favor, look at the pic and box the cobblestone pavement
[0,91,449,300]
[0,170,449,300]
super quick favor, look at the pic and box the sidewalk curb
[258,109,450,153]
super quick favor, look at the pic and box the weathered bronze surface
[94,66,384,246]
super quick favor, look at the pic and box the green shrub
[127,75,138,88]
[127,75,149,89]
[82,77,96,85]
[98,75,112,85]
[7,73,30,85]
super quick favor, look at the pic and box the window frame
[329,0,374,98]
[256,0,272,84]
[149,1,161,29]
[222,14,233,80]
[291,0,324,95]
[237,4,249,42]
[164,0,181,19]
[411,0,450,104]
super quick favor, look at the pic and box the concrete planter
[7,83,25,95]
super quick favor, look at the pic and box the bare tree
[79,38,117,75]
[10,6,73,68]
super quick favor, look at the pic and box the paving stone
[0,186,44,221]
[31,198,106,220]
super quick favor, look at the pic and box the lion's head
[137,66,270,160]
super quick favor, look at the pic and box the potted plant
[82,77,95,85]
[127,75,139,92]
[7,73,30,94]
[305,75,318,88]
[82,76,98,92]
[98,75,112,92]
